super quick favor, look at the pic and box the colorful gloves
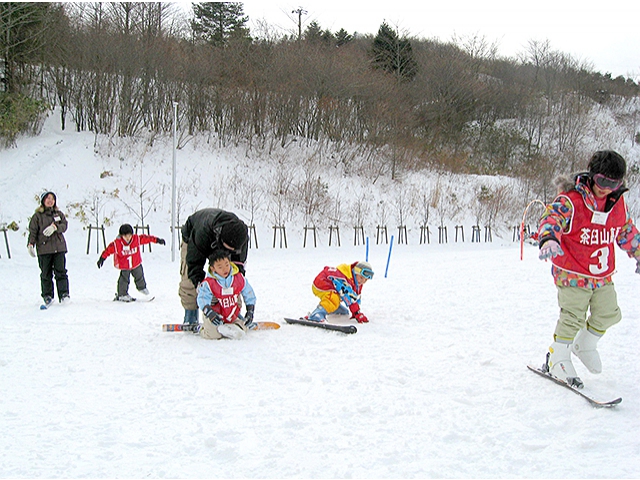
[539,240,564,260]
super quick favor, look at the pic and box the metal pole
[171,101,178,262]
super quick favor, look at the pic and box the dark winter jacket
[181,208,248,287]
[28,206,68,255]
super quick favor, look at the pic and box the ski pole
[366,236,369,262]
[385,235,394,278]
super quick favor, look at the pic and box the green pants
[554,284,622,342]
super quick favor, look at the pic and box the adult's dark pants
[38,252,69,301]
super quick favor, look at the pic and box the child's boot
[571,328,602,374]
[333,303,349,316]
[307,305,327,322]
[545,341,583,388]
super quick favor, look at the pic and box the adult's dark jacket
[181,208,248,287]
[28,206,68,255]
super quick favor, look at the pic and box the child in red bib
[537,150,640,387]
[97,223,165,302]
[197,250,256,340]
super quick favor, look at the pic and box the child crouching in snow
[306,261,373,323]
[97,223,165,302]
[197,250,256,340]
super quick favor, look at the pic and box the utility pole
[171,101,178,262]
[291,6,307,41]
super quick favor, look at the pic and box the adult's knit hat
[220,220,248,250]
[119,224,134,236]
[40,191,56,205]
[588,150,626,180]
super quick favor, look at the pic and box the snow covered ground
[2,115,640,478]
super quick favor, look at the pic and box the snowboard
[162,321,280,332]
[284,317,357,334]
[527,365,622,408]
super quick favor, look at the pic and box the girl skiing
[537,150,640,387]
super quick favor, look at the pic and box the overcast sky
[235,0,640,79]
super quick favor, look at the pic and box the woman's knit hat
[40,191,56,206]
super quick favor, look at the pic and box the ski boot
[332,303,350,316]
[545,341,583,388]
[306,305,327,322]
[571,328,602,374]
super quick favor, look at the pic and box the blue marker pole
[366,236,369,262]
[385,235,394,278]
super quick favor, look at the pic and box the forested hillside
[2,2,640,219]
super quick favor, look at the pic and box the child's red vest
[103,234,155,270]
[203,274,246,322]
[553,190,627,278]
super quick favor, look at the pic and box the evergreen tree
[303,20,323,43]
[335,28,353,47]
[304,21,335,46]
[191,2,250,47]
[370,22,417,81]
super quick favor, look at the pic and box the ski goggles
[357,267,374,280]
[593,174,622,191]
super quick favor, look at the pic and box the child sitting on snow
[97,223,165,302]
[196,249,256,340]
[306,261,373,323]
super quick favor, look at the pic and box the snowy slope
[1,115,640,478]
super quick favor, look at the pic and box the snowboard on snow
[162,321,280,332]
[284,317,357,334]
[527,365,621,408]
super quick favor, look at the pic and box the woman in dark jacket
[28,191,70,307]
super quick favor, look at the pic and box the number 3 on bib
[589,246,610,275]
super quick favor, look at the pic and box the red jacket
[100,234,159,270]
[313,263,362,296]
